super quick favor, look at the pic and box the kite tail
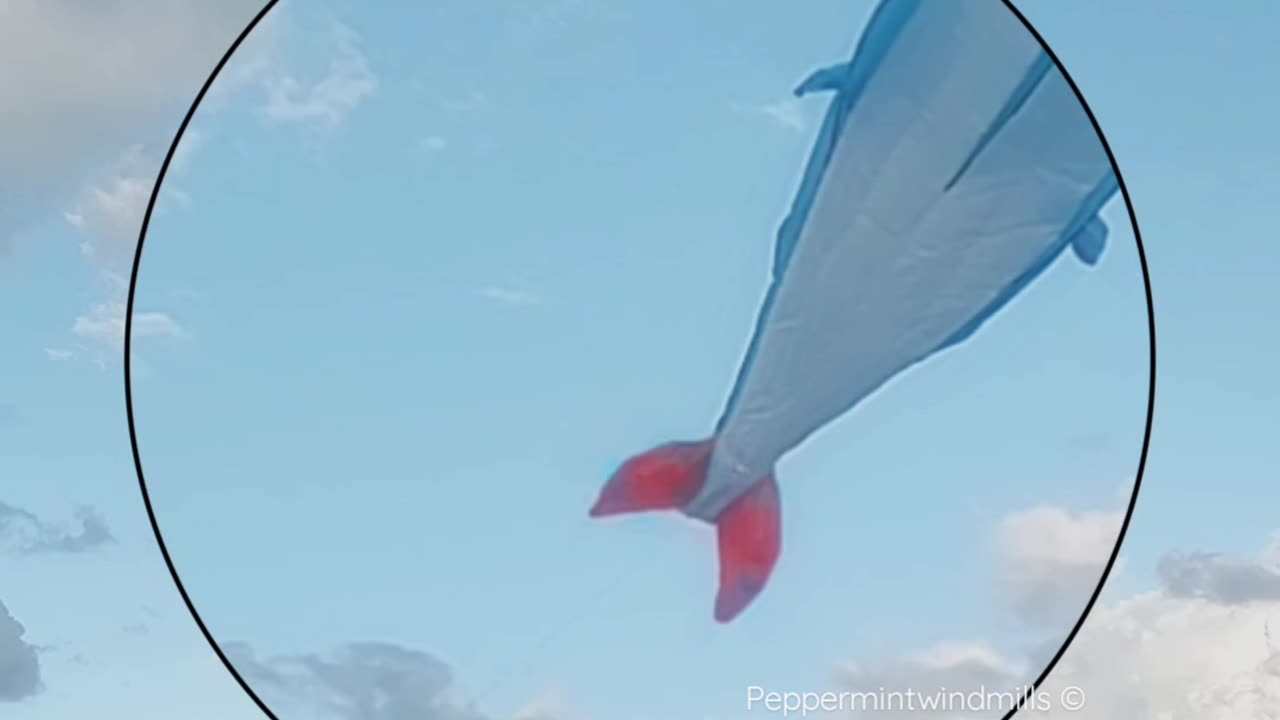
[588,438,782,624]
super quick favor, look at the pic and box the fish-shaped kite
[590,0,1119,623]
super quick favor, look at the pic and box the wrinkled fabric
[684,0,1117,521]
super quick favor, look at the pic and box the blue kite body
[591,0,1120,623]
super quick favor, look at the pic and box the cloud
[1157,551,1280,604]
[834,643,1027,719]
[63,149,157,270]
[420,135,450,152]
[513,691,581,720]
[478,286,543,307]
[71,299,186,350]
[37,10,372,362]
[0,0,265,251]
[27,510,115,555]
[994,506,1124,628]
[0,502,115,556]
[731,98,808,134]
[169,129,207,176]
[0,0,269,365]
[260,21,377,131]
[61,142,204,299]
[1030,568,1280,719]
[834,514,1280,720]
[440,91,488,113]
[0,2,375,359]
[0,599,41,702]
[224,641,509,720]
[0,404,18,429]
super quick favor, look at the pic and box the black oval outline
[121,3,1157,719]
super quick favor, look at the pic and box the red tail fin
[589,440,781,623]
[713,475,781,623]
[588,439,713,517]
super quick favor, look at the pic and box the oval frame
[122,3,1159,719]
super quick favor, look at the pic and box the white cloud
[833,502,1280,720]
[51,11,376,308]
[71,301,185,350]
[1032,586,1280,719]
[834,643,1027,719]
[732,99,808,134]
[1,1,379,359]
[440,91,488,113]
[514,690,579,720]
[994,506,1125,628]
[0,1,268,363]
[0,0,265,250]
[260,21,377,131]
[65,163,155,269]
[168,129,207,176]
[478,286,543,307]
[420,135,450,152]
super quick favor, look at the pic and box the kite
[589,0,1119,623]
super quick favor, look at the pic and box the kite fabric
[590,0,1119,623]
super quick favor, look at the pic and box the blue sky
[4,2,1280,720]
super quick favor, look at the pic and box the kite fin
[794,62,851,97]
[1069,215,1108,266]
[713,474,781,623]
[589,440,780,623]
[588,439,713,517]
